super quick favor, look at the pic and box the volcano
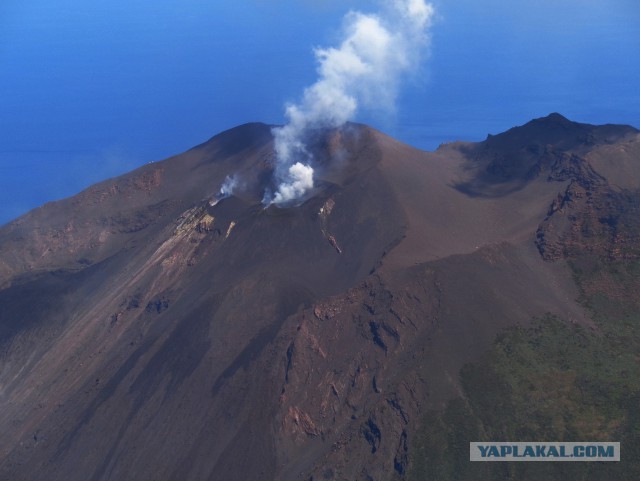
[1,114,639,481]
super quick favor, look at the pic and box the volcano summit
[1,114,639,481]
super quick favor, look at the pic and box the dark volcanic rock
[454,113,638,197]
[0,115,638,481]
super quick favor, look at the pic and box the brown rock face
[0,115,638,480]
[536,171,640,262]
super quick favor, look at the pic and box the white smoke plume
[220,174,238,197]
[265,0,435,206]
[210,174,240,206]
[271,162,314,205]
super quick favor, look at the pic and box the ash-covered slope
[0,114,638,481]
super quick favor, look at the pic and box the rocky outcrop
[536,155,640,261]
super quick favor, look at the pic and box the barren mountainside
[0,114,639,481]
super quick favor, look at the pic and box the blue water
[1,0,639,224]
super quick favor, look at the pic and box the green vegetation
[409,258,640,480]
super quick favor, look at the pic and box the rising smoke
[219,174,239,197]
[211,174,240,206]
[264,0,435,206]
